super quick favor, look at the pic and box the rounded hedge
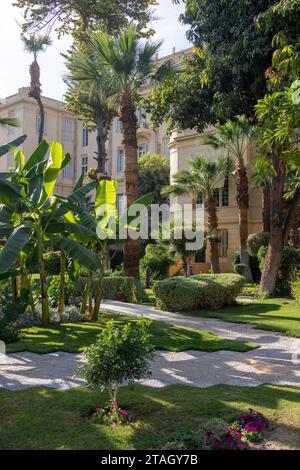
[153,274,245,312]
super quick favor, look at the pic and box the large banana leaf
[14,150,25,172]
[23,140,49,173]
[0,180,23,205]
[0,204,13,223]
[44,142,63,197]
[0,135,27,158]
[68,181,97,204]
[0,224,14,239]
[0,270,21,281]
[52,236,101,272]
[73,174,84,192]
[60,153,71,173]
[95,180,118,222]
[0,224,33,274]
[46,222,96,239]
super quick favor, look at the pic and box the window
[8,111,16,136]
[117,194,126,215]
[115,117,122,132]
[82,127,89,147]
[63,160,73,178]
[117,148,125,172]
[36,111,48,135]
[213,179,229,208]
[136,108,148,128]
[64,119,73,140]
[195,242,207,263]
[219,229,229,258]
[162,138,170,157]
[138,143,148,158]
[81,156,88,176]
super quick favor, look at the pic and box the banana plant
[46,178,153,320]
[0,139,101,326]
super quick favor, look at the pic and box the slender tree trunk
[262,187,271,233]
[58,251,66,314]
[80,271,92,318]
[28,60,44,143]
[37,230,50,326]
[120,91,140,279]
[260,148,286,296]
[11,276,18,303]
[91,264,105,321]
[95,114,108,174]
[235,158,253,282]
[205,194,221,274]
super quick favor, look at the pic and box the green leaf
[73,174,84,192]
[23,140,49,173]
[0,225,14,239]
[46,222,95,239]
[0,135,27,157]
[68,181,97,204]
[0,204,12,223]
[60,153,72,172]
[52,236,101,272]
[44,142,63,197]
[0,180,23,205]
[14,150,25,172]
[95,179,118,207]
[0,224,32,274]
[0,270,21,281]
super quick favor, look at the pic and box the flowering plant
[93,401,130,426]
[204,428,248,451]
[232,409,269,443]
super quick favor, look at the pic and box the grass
[190,298,300,337]
[7,312,257,354]
[0,384,299,450]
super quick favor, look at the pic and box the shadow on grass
[0,384,299,450]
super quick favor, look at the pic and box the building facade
[0,48,266,274]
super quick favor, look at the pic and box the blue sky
[0,0,190,100]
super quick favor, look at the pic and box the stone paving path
[0,301,300,391]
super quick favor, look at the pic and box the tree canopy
[14,0,157,38]
[148,0,300,132]
[138,153,170,204]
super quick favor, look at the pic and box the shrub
[78,319,154,423]
[247,232,270,257]
[234,264,247,276]
[59,306,83,324]
[292,272,300,301]
[140,244,175,280]
[0,301,21,343]
[233,252,261,283]
[154,274,245,312]
[76,276,145,303]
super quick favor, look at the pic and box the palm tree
[203,116,257,282]
[162,156,231,274]
[65,51,117,175]
[21,34,52,143]
[83,26,164,279]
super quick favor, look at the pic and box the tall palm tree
[21,34,52,143]
[83,26,164,279]
[65,51,117,175]
[162,156,231,274]
[203,116,257,282]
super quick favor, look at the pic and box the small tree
[78,319,154,412]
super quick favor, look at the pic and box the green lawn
[190,298,300,337]
[7,312,257,354]
[0,384,299,450]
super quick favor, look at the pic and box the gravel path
[0,301,300,391]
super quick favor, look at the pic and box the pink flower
[95,408,102,413]
[120,410,128,417]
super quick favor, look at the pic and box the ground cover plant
[0,384,299,450]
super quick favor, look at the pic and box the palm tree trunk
[206,194,221,274]
[29,60,44,144]
[120,91,140,279]
[95,114,108,174]
[236,158,253,282]
[36,230,50,326]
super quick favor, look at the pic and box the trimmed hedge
[76,276,145,303]
[154,274,245,312]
